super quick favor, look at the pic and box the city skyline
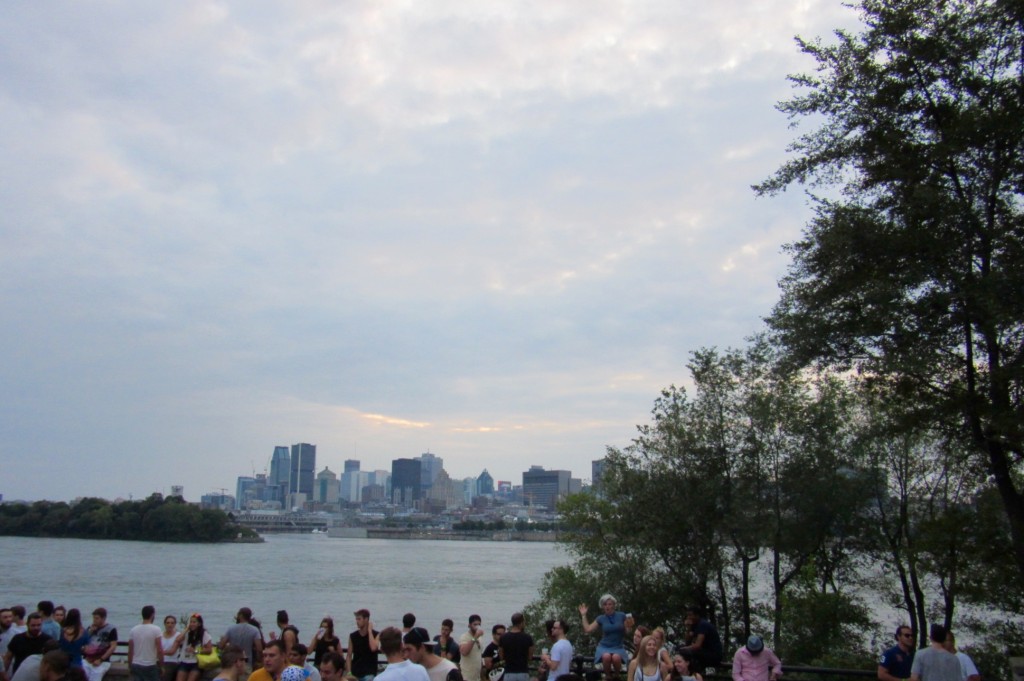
[1,2,861,501]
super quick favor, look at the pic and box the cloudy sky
[2,1,858,502]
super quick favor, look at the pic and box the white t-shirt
[426,658,458,681]
[549,639,573,678]
[130,623,164,666]
[179,630,212,664]
[161,633,181,662]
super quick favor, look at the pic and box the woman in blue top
[580,595,634,680]
[59,609,91,668]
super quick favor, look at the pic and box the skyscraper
[391,458,422,507]
[477,469,494,496]
[419,452,443,493]
[290,443,316,496]
[522,465,572,511]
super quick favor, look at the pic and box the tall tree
[757,0,1024,583]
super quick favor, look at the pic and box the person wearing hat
[402,628,458,681]
[731,636,781,681]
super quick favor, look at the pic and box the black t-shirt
[497,631,533,674]
[349,629,380,677]
[8,633,53,672]
[692,620,722,661]
[482,642,500,665]
[435,637,461,665]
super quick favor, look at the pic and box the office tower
[289,443,316,496]
[476,469,494,496]
[522,465,572,511]
[270,446,290,486]
[316,467,339,504]
[391,458,422,506]
[592,458,607,494]
[418,452,443,493]
[344,459,360,473]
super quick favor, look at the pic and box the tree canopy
[0,494,257,542]
[756,0,1024,582]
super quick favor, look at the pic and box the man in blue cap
[731,635,781,681]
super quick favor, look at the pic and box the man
[4,614,53,677]
[481,626,505,681]
[457,617,484,681]
[128,605,164,681]
[346,610,380,681]
[434,622,459,665]
[731,635,781,681]
[375,628,428,681]
[402,617,417,636]
[403,629,458,681]
[942,631,979,681]
[879,626,916,681]
[1,608,17,680]
[250,640,288,681]
[497,614,532,681]
[83,608,117,681]
[677,609,722,675]
[222,608,264,675]
[288,644,320,681]
[12,639,59,681]
[910,625,960,681]
[35,605,59,643]
[541,620,572,680]
[319,652,346,681]
[213,645,248,681]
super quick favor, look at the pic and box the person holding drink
[580,595,633,681]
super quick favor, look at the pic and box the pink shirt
[732,647,782,681]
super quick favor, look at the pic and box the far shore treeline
[0,494,258,542]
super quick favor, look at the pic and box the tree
[757,0,1024,585]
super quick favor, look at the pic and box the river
[0,535,568,638]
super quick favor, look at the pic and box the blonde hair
[636,635,659,669]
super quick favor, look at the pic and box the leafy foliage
[0,494,257,542]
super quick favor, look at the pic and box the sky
[1,1,860,502]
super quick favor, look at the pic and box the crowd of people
[0,597,982,681]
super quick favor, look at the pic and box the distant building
[344,459,360,473]
[341,470,370,503]
[200,492,234,511]
[268,446,290,505]
[289,443,316,497]
[391,458,422,507]
[170,485,184,498]
[592,458,606,495]
[270,447,290,486]
[477,469,494,496]
[425,469,459,511]
[522,466,572,511]
[496,480,512,497]
[362,483,386,503]
[419,452,444,494]
[316,467,339,504]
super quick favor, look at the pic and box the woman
[59,609,91,668]
[667,652,702,681]
[650,629,673,677]
[308,617,340,668]
[175,614,213,681]
[628,627,651,660]
[579,595,633,680]
[627,636,664,681]
[161,615,183,681]
[53,607,66,627]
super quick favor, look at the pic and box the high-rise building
[592,458,606,495]
[289,443,316,497]
[419,452,443,493]
[391,458,422,507]
[341,470,370,502]
[316,467,339,504]
[522,465,573,511]
[344,459,360,473]
[270,447,290,487]
[170,485,184,498]
[477,469,494,496]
